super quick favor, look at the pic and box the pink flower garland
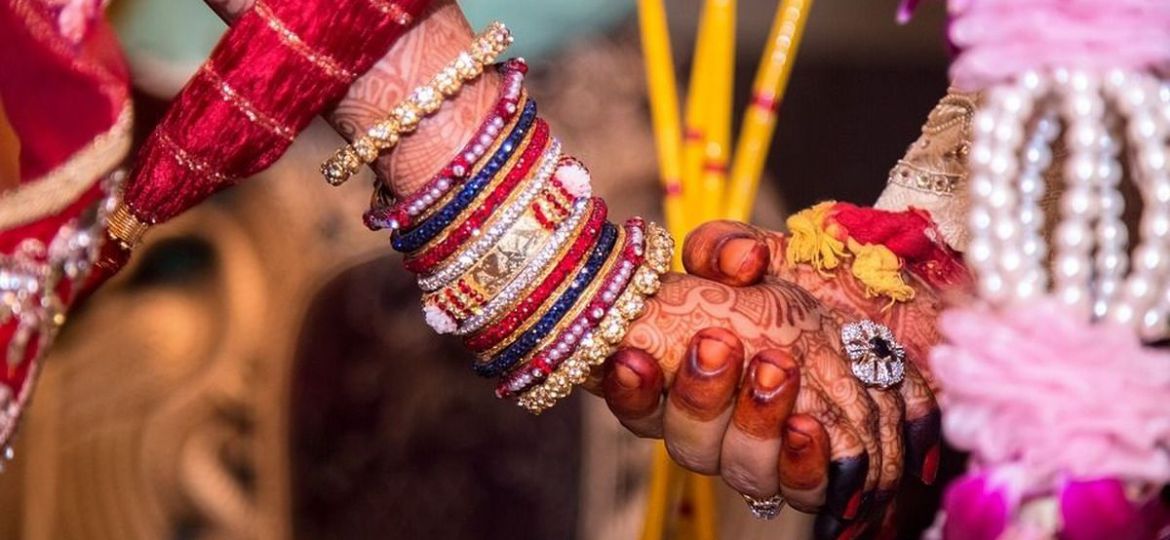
[948,0,1170,89]
[932,300,1170,494]
[930,300,1170,538]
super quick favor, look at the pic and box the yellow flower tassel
[785,201,846,271]
[846,238,916,305]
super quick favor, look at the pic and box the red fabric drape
[123,0,432,223]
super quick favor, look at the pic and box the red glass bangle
[464,199,608,352]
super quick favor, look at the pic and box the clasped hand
[596,221,946,538]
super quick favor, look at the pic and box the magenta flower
[943,474,1009,540]
[1059,479,1144,540]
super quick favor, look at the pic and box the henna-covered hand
[681,220,949,534]
[600,272,896,539]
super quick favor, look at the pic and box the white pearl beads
[966,68,1170,341]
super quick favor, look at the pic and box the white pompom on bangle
[423,304,458,334]
[555,158,592,198]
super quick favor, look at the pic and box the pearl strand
[968,79,1032,303]
[1052,70,1105,318]
[1015,97,1059,300]
[1108,71,1170,337]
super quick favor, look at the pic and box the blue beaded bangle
[473,221,618,378]
[392,100,538,253]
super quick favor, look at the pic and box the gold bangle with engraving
[518,222,674,414]
[470,206,608,362]
[511,226,628,371]
[424,196,588,326]
[320,21,513,186]
[425,168,576,318]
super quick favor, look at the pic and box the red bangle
[364,58,529,232]
[496,218,645,398]
[464,199,608,352]
[403,119,550,273]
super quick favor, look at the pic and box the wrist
[326,0,502,196]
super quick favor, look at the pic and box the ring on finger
[841,320,905,389]
[741,492,786,520]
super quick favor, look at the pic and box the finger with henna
[663,328,746,475]
[682,221,772,286]
[602,348,666,438]
[778,413,830,512]
[719,349,801,497]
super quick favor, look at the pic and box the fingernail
[755,362,786,392]
[921,443,941,485]
[717,237,761,278]
[856,492,875,521]
[694,337,732,374]
[905,410,942,484]
[614,363,641,389]
[826,455,868,520]
[784,426,812,451]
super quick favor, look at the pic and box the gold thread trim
[253,0,357,81]
[365,0,413,24]
[156,132,232,183]
[0,107,132,229]
[202,65,296,142]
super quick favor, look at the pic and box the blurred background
[0,1,952,538]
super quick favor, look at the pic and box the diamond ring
[741,492,785,520]
[841,320,906,388]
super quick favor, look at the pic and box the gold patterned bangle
[427,208,554,319]
[507,226,630,370]
[517,223,674,414]
[473,214,618,361]
[320,21,513,186]
[106,203,151,250]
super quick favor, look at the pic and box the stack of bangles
[320,22,673,414]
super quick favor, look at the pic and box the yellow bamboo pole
[698,0,735,223]
[636,4,693,540]
[681,1,715,231]
[637,0,687,244]
[724,0,812,221]
[636,2,812,540]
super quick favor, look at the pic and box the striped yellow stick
[637,0,687,246]
[724,0,812,221]
[698,0,736,223]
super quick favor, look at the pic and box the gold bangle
[320,21,513,186]
[473,213,619,361]
[509,225,630,371]
[106,203,151,250]
[518,222,674,414]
